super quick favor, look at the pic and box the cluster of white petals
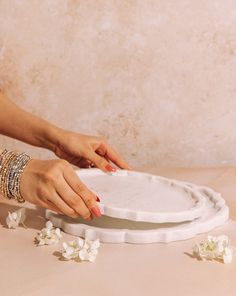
[62,237,100,263]
[193,235,233,264]
[6,208,26,229]
[35,221,62,246]
[5,208,233,265]
[6,210,101,263]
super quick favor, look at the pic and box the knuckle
[36,187,49,200]
[41,160,67,183]
[42,165,59,181]
[69,195,80,207]
[43,171,55,183]
[83,194,96,208]
[75,182,87,193]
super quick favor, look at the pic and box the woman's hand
[53,130,131,172]
[0,91,130,171]
[20,158,101,220]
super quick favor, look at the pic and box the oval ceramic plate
[45,182,229,244]
[75,169,206,223]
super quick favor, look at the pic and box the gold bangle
[0,150,31,203]
[0,151,16,199]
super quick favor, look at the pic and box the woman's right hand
[20,159,101,220]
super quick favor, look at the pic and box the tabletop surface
[1,166,236,296]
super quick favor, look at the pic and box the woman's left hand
[52,130,131,172]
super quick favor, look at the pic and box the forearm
[0,90,61,151]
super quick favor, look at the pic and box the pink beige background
[0,1,236,168]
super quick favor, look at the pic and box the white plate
[75,169,206,223]
[45,176,229,244]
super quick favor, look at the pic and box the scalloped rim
[76,169,206,223]
[45,181,229,244]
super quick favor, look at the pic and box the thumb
[88,151,117,172]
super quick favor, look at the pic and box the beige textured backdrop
[0,0,236,168]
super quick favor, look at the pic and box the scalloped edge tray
[45,181,229,244]
[75,169,206,223]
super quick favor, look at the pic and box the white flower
[35,220,62,246]
[61,237,100,263]
[45,220,53,230]
[193,235,233,264]
[78,238,100,263]
[62,240,80,260]
[6,208,26,229]
[223,247,233,264]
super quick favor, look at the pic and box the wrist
[36,123,61,151]
[36,124,65,152]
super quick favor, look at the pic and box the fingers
[88,148,131,172]
[63,166,101,219]
[102,144,131,170]
[76,158,94,168]
[20,158,102,220]
[49,190,79,218]
[56,175,92,220]
[39,199,64,215]
[87,151,115,172]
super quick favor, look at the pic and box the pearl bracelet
[0,150,31,203]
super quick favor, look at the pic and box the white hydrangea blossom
[193,235,233,264]
[35,220,62,246]
[62,237,100,263]
[61,240,81,260]
[6,208,26,229]
[78,238,100,263]
[5,211,100,263]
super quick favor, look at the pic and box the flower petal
[46,220,53,230]
[79,249,90,261]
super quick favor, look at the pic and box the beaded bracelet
[0,150,31,203]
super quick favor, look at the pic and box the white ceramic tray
[74,169,206,223]
[45,175,229,244]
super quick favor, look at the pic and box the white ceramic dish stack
[46,169,229,244]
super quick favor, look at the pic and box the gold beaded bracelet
[0,150,31,203]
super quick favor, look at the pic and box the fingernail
[96,196,101,202]
[91,206,101,217]
[105,164,116,172]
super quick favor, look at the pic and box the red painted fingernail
[91,207,101,217]
[105,164,116,172]
[96,196,101,202]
